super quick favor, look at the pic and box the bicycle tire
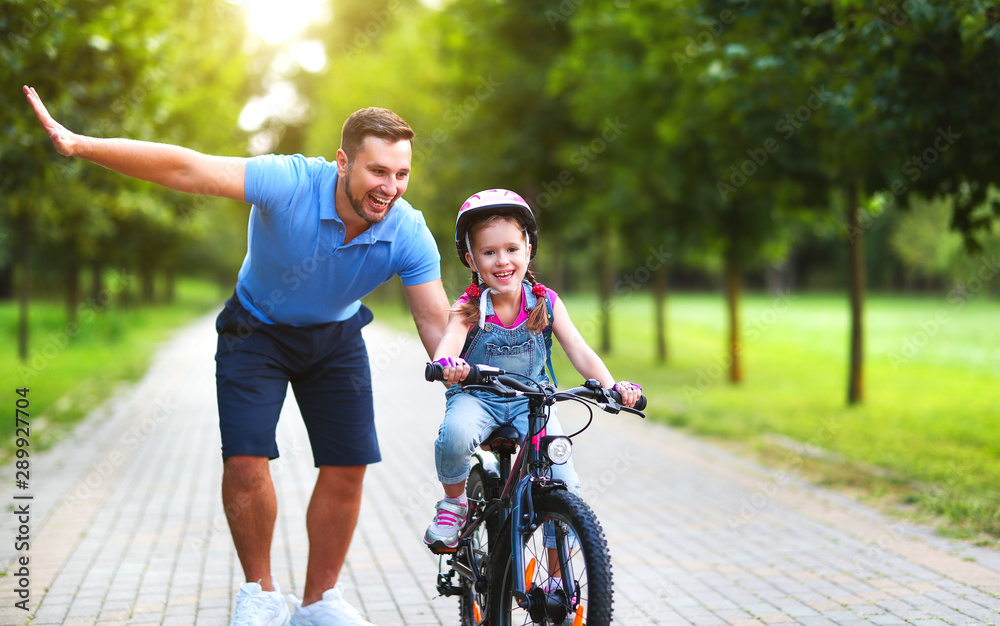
[489,489,613,626]
[459,465,498,625]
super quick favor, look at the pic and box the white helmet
[455,189,537,268]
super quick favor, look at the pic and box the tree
[556,0,833,382]
[801,0,1000,402]
[823,1,1000,249]
[1,0,252,359]
[550,0,704,361]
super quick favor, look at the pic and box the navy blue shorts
[214,293,379,467]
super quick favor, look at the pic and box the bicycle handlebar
[424,362,647,413]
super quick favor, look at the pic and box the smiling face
[466,217,531,295]
[337,136,411,226]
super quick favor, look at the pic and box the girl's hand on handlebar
[613,381,643,408]
[433,356,471,385]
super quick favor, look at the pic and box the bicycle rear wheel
[459,466,496,625]
[490,489,613,625]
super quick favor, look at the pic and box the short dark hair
[341,107,414,162]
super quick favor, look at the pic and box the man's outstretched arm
[23,85,247,202]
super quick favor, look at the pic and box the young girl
[424,189,642,550]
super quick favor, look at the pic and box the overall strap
[542,292,558,387]
[460,324,478,359]
[459,283,557,386]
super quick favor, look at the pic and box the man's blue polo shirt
[235,153,440,326]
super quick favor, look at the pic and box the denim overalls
[434,282,580,492]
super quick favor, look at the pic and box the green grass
[0,279,228,461]
[367,290,1000,541]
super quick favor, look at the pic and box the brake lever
[595,387,646,418]
[597,390,623,415]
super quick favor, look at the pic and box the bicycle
[424,362,646,626]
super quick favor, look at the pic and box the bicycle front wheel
[490,489,613,626]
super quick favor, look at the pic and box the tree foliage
[3,0,997,398]
[1,0,253,307]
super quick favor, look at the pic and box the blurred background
[1,0,998,540]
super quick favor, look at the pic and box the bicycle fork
[511,482,580,624]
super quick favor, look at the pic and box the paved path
[1,313,999,625]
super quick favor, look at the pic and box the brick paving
[0,313,998,625]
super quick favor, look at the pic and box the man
[24,85,449,626]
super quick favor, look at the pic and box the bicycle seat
[480,426,520,453]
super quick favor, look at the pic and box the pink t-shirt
[456,286,558,329]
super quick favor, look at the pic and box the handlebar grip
[424,362,444,382]
[464,364,487,385]
[424,362,489,384]
[610,389,647,411]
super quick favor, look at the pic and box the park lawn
[368,291,1000,540]
[0,279,229,460]
[554,291,1000,541]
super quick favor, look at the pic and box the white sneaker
[290,584,375,626]
[423,499,468,549]
[230,581,291,626]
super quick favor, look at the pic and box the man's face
[341,136,412,225]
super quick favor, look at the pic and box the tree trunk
[0,265,13,300]
[654,265,668,363]
[141,263,156,304]
[725,252,742,384]
[165,267,176,304]
[91,261,104,302]
[847,182,865,404]
[17,211,30,362]
[120,268,133,309]
[598,227,613,354]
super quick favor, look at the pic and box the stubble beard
[344,165,389,225]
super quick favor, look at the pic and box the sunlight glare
[240,0,330,45]
[236,0,329,144]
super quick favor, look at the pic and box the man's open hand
[23,85,77,157]
[21,85,246,200]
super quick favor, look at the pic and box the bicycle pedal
[425,541,458,554]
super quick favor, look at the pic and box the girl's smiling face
[466,217,531,295]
